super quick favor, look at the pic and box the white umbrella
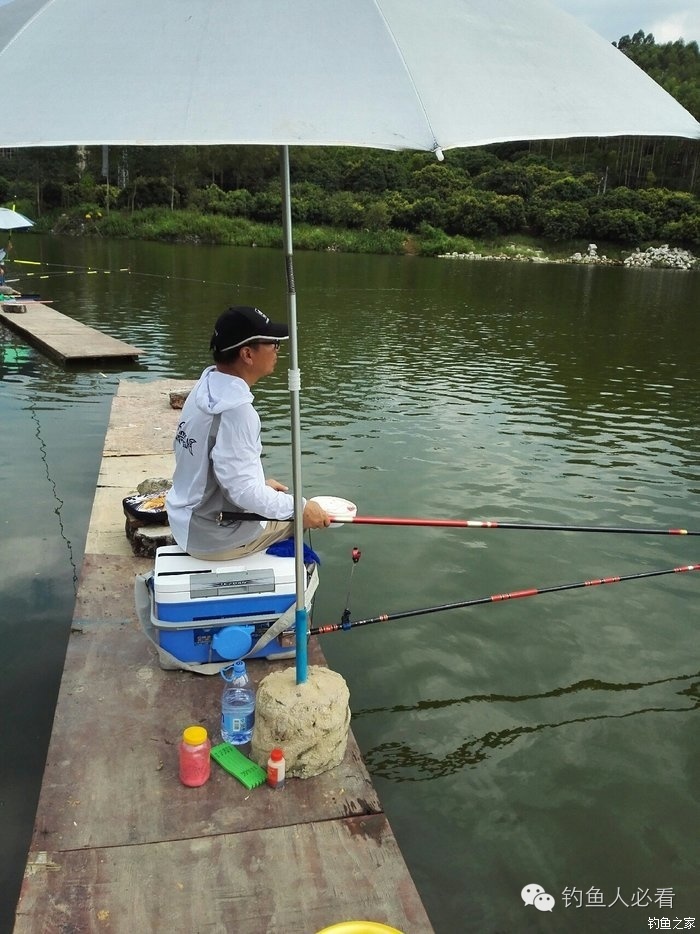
[0,0,696,683]
[0,0,697,148]
[0,207,34,230]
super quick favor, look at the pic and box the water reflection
[0,332,37,381]
[358,671,700,780]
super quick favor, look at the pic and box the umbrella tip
[434,146,445,162]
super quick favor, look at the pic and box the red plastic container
[179,725,211,787]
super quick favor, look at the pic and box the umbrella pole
[280,145,308,685]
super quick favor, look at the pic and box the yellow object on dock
[317,923,406,933]
[0,301,143,364]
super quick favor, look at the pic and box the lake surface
[1,234,698,933]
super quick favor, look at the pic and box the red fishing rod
[328,514,698,536]
[309,563,700,636]
[309,497,699,536]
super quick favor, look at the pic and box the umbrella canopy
[0,0,697,149]
[0,207,34,230]
[0,0,696,683]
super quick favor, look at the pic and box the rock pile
[438,249,549,263]
[623,244,697,270]
[438,241,698,270]
[568,243,615,265]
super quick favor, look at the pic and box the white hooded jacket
[165,366,295,556]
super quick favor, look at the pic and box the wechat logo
[522,883,555,912]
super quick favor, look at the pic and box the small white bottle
[267,748,286,789]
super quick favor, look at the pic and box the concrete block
[251,665,350,778]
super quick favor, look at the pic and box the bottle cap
[270,747,284,761]
[183,725,208,746]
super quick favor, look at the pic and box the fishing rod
[13,258,256,289]
[309,562,700,636]
[14,259,129,272]
[13,260,131,281]
[309,498,699,537]
[327,513,698,536]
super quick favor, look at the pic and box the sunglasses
[247,340,281,350]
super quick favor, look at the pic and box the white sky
[550,1,700,44]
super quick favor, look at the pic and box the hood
[193,366,253,415]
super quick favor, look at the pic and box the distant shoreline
[439,243,698,270]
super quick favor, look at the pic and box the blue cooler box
[151,545,311,663]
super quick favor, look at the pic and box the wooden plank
[16,816,433,934]
[32,616,377,853]
[37,556,379,855]
[102,382,193,457]
[16,377,435,932]
[0,304,143,363]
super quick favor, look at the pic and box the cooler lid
[154,546,296,595]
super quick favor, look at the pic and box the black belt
[218,510,292,523]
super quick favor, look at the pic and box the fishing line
[26,382,79,595]
[13,258,262,290]
[309,562,699,636]
[341,546,363,628]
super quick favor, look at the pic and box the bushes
[251,188,282,222]
[472,163,538,198]
[189,184,255,219]
[661,213,700,246]
[536,203,589,240]
[588,208,655,243]
[414,223,475,257]
[446,191,526,238]
[289,182,327,224]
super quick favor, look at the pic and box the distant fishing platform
[0,292,143,364]
[13,378,433,933]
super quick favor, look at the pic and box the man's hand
[303,500,331,529]
[266,479,289,492]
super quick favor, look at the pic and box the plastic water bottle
[220,660,255,745]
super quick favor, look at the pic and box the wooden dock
[14,379,433,934]
[0,301,143,364]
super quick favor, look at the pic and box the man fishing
[166,304,330,559]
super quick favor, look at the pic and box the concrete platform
[0,302,143,363]
[14,378,433,934]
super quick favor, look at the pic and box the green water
[0,235,698,933]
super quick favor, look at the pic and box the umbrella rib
[372,0,442,157]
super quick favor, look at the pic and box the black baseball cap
[210,305,289,353]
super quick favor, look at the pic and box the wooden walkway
[14,379,433,934]
[0,301,143,364]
